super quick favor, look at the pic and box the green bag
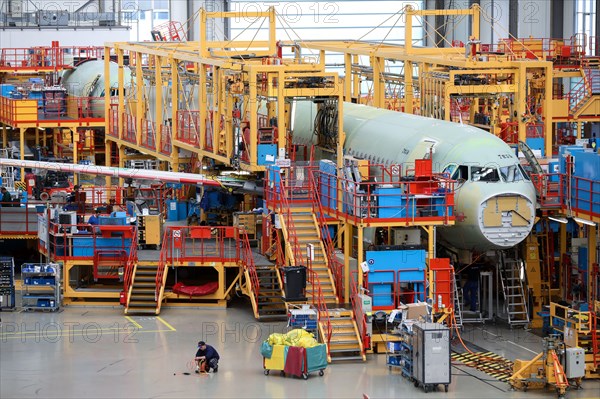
[261,340,273,359]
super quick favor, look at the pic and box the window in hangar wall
[227,0,425,97]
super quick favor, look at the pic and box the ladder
[499,255,530,327]
[452,277,463,328]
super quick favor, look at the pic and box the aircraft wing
[0,158,222,187]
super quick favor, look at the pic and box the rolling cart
[21,263,60,312]
[263,344,327,380]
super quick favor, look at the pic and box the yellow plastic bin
[263,344,287,375]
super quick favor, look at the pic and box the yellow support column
[371,56,385,108]
[249,71,258,167]
[344,53,352,102]
[344,223,352,302]
[135,51,143,146]
[2,124,7,148]
[199,63,207,151]
[171,56,180,171]
[118,145,126,187]
[543,64,553,158]
[352,55,359,99]
[588,225,597,303]
[405,61,414,114]
[19,127,25,182]
[276,72,286,153]
[155,55,163,154]
[72,128,79,185]
[104,46,111,134]
[560,222,567,298]
[117,48,125,140]
[516,65,528,143]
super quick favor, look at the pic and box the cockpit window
[500,165,524,182]
[518,164,531,181]
[471,166,500,182]
[451,165,469,180]
[442,164,457,178]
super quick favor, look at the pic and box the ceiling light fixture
[548,216,568,224]
[572,216,596,227]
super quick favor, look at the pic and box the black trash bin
[283,266,307,301]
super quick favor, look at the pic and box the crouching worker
[195,341,219,373]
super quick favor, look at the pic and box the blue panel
[526,138,545,157]
[1,84,15,97]
[374,188,415,218]
[319,160,337,211]
[573,150,600,181]
[166,200,178,221]
[548,162,560,182]
[177,201,188,220]
[372,284,394,307]
[366,249,426,284]
[257,144,277,166]
[558,145,586,174]
[267,166,281,189]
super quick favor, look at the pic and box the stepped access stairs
[569,62,600,117]
[273,164,365,362]
[123,234,161,314]
[498,253,530,328]
[124,261,160,314]
[123,228,178,315]
[242,227,287,321]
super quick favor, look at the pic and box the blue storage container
[558,145,586,174]
[374,188,415,218]
[177,201,188,220]
[37,299,51,307]
[166,199,178,221]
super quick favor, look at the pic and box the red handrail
[269,168,333,357]
[350,270,369,354]
[239,229,260,308]
[308,168,343,302]
[123,226,139,301]
[155,227,173,303]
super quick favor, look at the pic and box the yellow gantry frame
[292,4,554,158]
[104,7,343,174]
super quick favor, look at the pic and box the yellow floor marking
[1,328,174,340]
[125,316,143,329]
[156,316,176,331]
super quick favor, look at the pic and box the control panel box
[564,347,585,379]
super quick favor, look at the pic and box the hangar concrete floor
[1,301,599,399]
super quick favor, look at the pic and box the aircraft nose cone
[479,194,535,248]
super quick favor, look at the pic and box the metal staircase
[284,211,338,304]
[253,266,286,320]
[499,255,530,327]
[125,261,159,314]
[319,308,366,362]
